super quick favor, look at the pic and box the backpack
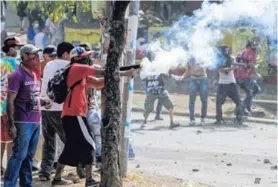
[47,65,82,106]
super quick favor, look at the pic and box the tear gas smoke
[142,0,277,74]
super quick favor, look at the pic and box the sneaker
[214,119,225,125]
[51,178,73,186]
[189,120,195,126]
[200,118,205,126]
[170,122,180,129]
[155,116,164,120]
[243,109,250,116]
[85,178,100,187]
[141,121,147,128]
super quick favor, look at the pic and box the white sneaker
[201,118,205,125]
[189,120,195,126]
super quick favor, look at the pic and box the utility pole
[120,0,140,177]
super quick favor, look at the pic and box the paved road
[129,112,277,187]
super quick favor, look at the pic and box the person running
[4,44,51,187]
[140,51,182,129]
[39,42,74,182]
[186,57,208,126]
[215,45,243,125]
[234,40,261,115]
[0,37,23,177]
[51,46,137,186]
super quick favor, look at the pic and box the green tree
[10,1,91,45]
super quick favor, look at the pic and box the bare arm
[169,74,185,81]
[93,67,138,77]
[87,77,105,89]
[7,91,17,139]
[120,69,137,77]
[94,68,105,77]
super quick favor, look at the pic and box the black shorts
[58,116,96,167]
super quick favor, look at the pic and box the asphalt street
[129,112,278,187]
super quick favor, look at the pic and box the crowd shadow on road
[131,119,250,133]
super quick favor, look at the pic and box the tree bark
[101,1,130,187]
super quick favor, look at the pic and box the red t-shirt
[62,64,97,118]
[234,48,256,80]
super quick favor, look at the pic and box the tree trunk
[101,1,130,187]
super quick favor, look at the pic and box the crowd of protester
[0,23,260,186]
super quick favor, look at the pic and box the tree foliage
[139,1,189,27]
[10,1,91,25]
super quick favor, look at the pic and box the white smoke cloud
[142,0,277,74]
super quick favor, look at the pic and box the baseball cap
[20,44,42,57]
[70,47,93,58]
[57,42,74,58]
[3,37,23,47]
[43,45,57,57]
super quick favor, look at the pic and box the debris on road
[226,163,232,166]
[174,161,177,164]
[254,177,261,184]
[257,159,261,162]
[196,130,202,135]
[223,153,227,155]
[136,164,141,168]
[263,159,271,164]
[270,165,277,170]
[192,169,199,172]
[221,160,224,163]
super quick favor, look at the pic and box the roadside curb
[133,91,278,105]
[132,107,277,125]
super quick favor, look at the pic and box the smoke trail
[142,0,278,74]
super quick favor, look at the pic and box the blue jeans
[4,123,40,187]
[237,79,260,112]
[189,78,208,121]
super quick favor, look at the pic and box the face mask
[34,23,39,29]
[76,57,91,65]
[22,55,41,79]
[1,22,5,32]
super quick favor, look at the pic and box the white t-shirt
[41,59,69,111]
[218,70,236,84]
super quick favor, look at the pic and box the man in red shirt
[234,40,261,115]
[51,47,138,186]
